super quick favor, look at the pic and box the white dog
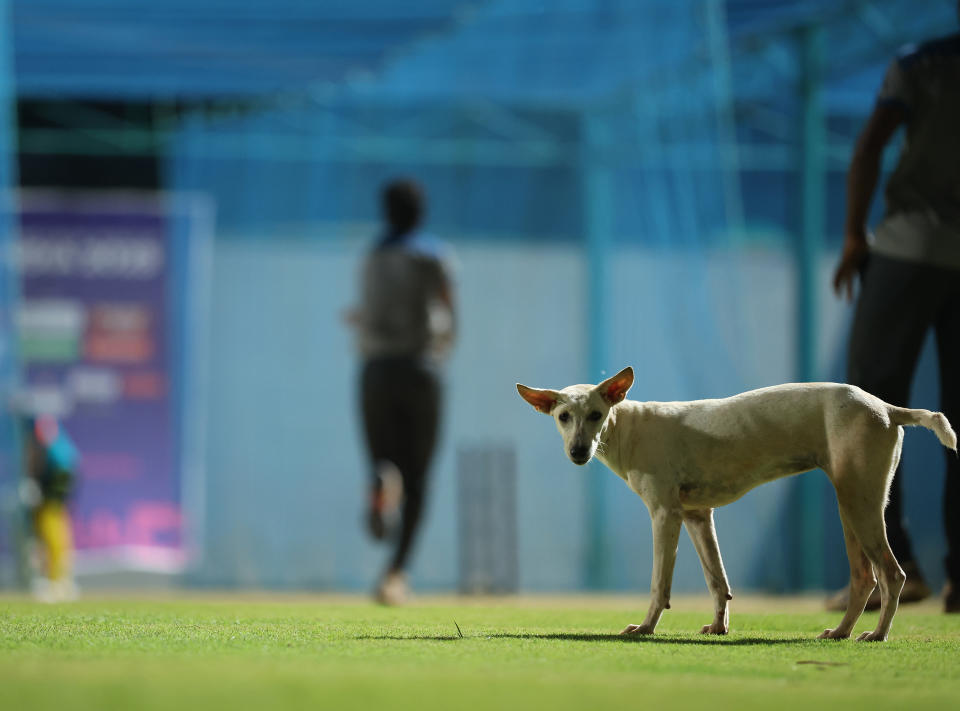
[517,366,956,642]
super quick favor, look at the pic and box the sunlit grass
[2,595,959,710]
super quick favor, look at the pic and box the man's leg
[934,271,960,609]
[32,500,76,601]
[361,360,402,540]
[848,255,935,565]
[826,255,937,610]
[387,361,441,575]
[374,360,441,605]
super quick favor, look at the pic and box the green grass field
[2,594,959,710]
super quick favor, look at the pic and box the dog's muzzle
[569,445,590,465]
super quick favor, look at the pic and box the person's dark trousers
[361,355,442,574]
[847,253,960,584]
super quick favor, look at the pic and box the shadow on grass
[356,632,815,645]
[357,635,463,642]
[492,632,814,646]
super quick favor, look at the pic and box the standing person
[346,178,456,605]
[23,414,79,602]
[830,8,960,613]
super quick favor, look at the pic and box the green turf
[2,596,959,710]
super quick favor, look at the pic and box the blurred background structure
[0,0,956,595]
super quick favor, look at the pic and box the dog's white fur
[517,367,957,641]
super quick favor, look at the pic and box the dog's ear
[516,384,560,414]
[597,366,634,405]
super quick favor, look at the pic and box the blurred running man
[831,4,960,613]
[346,178,456,604]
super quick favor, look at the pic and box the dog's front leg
[621,509,682,636]
[683,509,732,635]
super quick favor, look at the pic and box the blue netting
[8,0,958,592]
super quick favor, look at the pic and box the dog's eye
[588,411,603,422]
[558,412,570,423]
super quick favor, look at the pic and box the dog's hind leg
[683,508,731,635]
[621,509,683,636]
[829,429,905,642]
[818,505,875,640]
[854,511,907,642]
[842,501,904,642]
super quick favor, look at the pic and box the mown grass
[1,594,959,710]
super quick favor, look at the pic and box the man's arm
[833,102,907,300]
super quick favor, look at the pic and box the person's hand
[19,478,41,508]
[833,235,869,302]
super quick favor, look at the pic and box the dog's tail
[888,406,957,451]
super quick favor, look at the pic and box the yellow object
[34,501,73,581]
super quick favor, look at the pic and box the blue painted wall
[186,232,950,594]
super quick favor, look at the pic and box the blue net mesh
[6,0,958,592]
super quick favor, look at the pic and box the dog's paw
[620,623,654,636]
[855,630,888,642]
[699,622,728,635]
[817,628,849,640]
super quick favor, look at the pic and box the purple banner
[19,196,184,572]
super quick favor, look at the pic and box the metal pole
[703,0,744,234]
[797,24,826,590]
[580,111,613,589]
[0,0,24,588]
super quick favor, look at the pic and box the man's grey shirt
[356,232,455,363]
[873,33,960,270]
